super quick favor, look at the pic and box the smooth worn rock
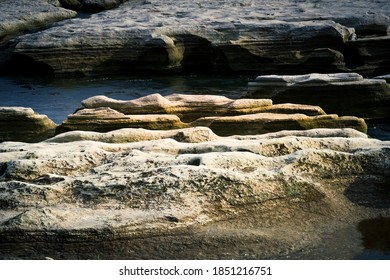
[47,127,220,143]
[57,107,187,133]
[246,73,390,119]
[2,0,390,76]
[193,113,367,136]
[0,130,389,256]
[3,1,357,76]
[58,94,366,135]
[0,0,76,71]
[0,107,57,143]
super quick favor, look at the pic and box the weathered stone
[6,3,356,76]
[346,36,390,77]
[0,131,389,254]
[47,127,220,143]
[375,74,390,83]
[57,107,187,133]
[82,94,274,122]
[2,0,390,76]
[0,107,57,143]
[192,113,367,136]
[246,73,390,119]
[58,94,365,135]
[0,0,76,71]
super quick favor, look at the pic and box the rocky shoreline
[1,0,390,259]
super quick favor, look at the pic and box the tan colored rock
[47,127,219,143]
[192,113,367,136]
[81,94,274,122]
[0,107,57,143]
[0,132,389,249]
[57,107,187,133]
[59,94,366,136]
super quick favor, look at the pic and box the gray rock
[246,73,390,119]
[2,0,390,76]
[6,3,355,76]
[0,107,57,143]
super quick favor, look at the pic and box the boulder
[0,107,57,143]
[0,129,389,259]
[58,94,366,135]
[246,73,390,119]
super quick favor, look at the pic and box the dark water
[1,75,389,140]
[354,217,390,260]
[0,75,250,124]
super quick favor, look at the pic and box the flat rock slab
[2,1,390,76]
[58,93,366,135]
[0,128,389,259]
[246,73,390,119]
[0,107,57,143]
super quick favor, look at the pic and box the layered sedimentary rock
[0,0,76,71]
[0,107,57,143]
[58,94,367,135]
[0,128,389,259]
[1,1,390,76]
[246,73,390,119]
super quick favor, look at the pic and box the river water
[0,75,249,124]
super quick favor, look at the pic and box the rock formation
[0,0,76,72]
[0,107,57,143]
[57,94,367,135]
[2,0,389,76]
[245,73,390,119]
[0,127,389,258]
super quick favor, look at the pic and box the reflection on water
[354,217,390,259]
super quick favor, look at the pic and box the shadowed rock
[246,73,390,119]
[0,107,57,143]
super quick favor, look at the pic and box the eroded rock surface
[246,73,390,119]
[3,0,389,76]
[0,128,389,259]
[58,94,367,135]
[0,0,77,71]
[0,107,57,143]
